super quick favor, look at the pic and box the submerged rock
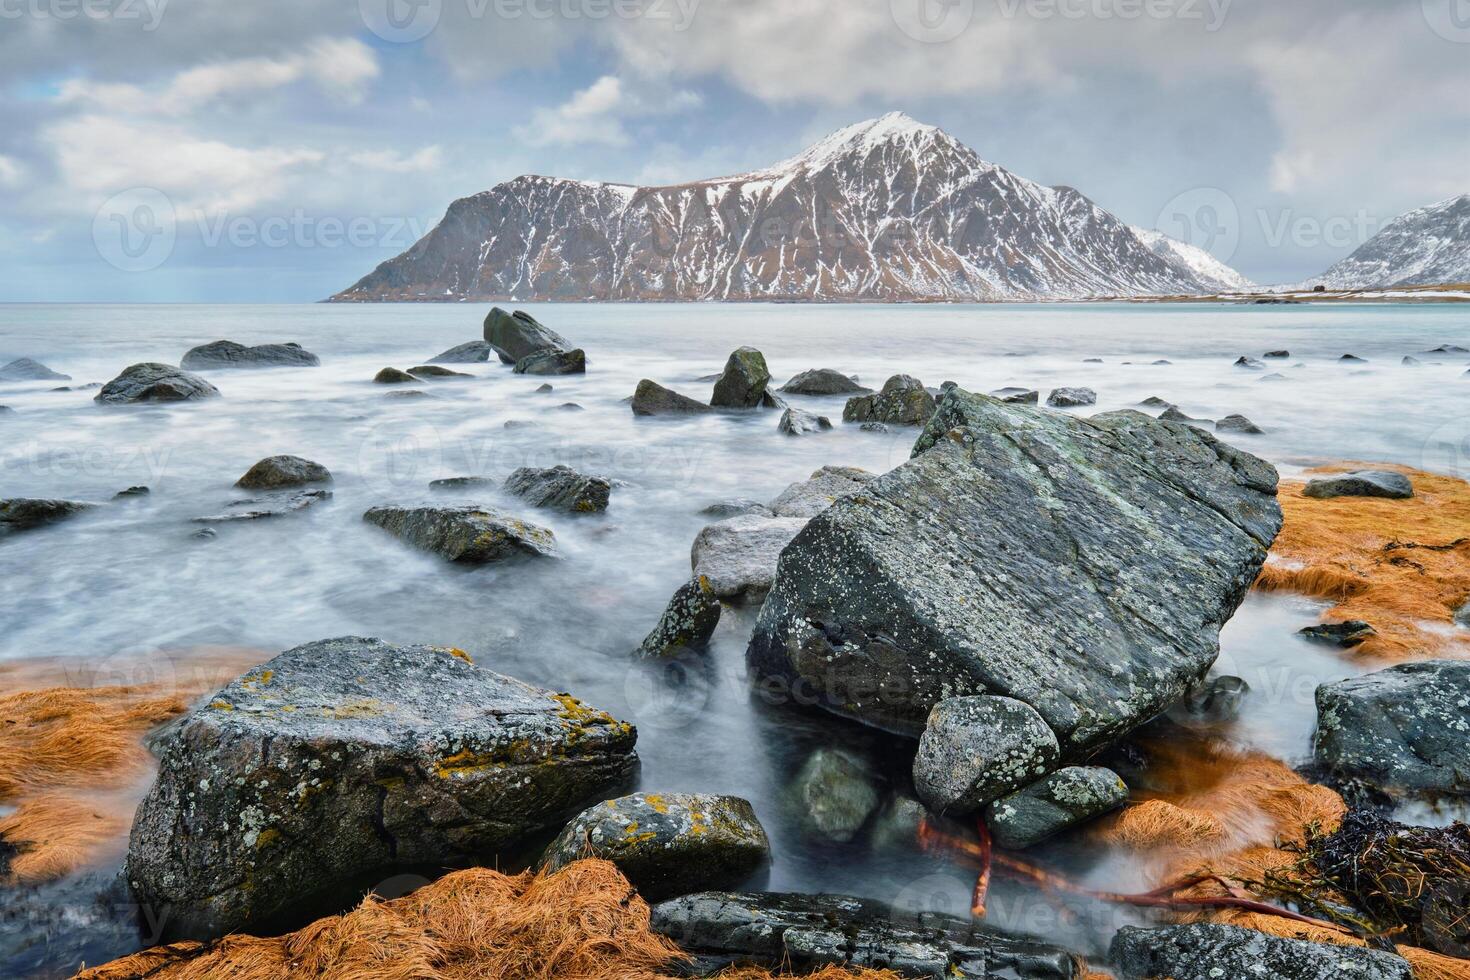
[192,489,332,523]
[983,766,1128,849]
[181,340,319,370]
[842,375,936,426]
[0,357,69,381]
[373,367,420,384]
[1299,620,1376,647]
[363,505,557,562]
[504,465,611,514]
[748,388,1281,748]
[790,747,881,843]
[780,369,870,396]
[777,408,832,436]
[125,636,638,940]
[1303,470,1413,500]
[1234,356,1265,370]
[0,498,97,537]
[483,308,571,364]
[1264,350,1291,358]
[542,793,768,902]
[514,348,586,376]
[430,476,497,491]
[1046,387,1096,408]
[711,347,772,408]
[1340,353,1368,363]
[407,365,472,379]
[990,387,1039,404]
[691,515,806,599]
[651,891,1078,979]
[95,363,220,404]
[1160,406,1212,425]
[699,499,772,520]
[914,696,1060,816]
[631,379,711,416]
[1180,674,1251,722]
[1109,924,1411,980]
[430,340,496,363]
[637,577,722,659]
[1216,413,1263,434]
[1314,660,1470,798]
[768,465,875,519]
[235,455,332,491]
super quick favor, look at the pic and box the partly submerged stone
[514,348,586,376]
[842,375,935,426]
[1109,924,1411,980]
[1216,413,1264,435]
[632,380,712,416]
[0,498,97,537]
[430,340,496,363]
[914,696,1060,816]
[0,357,69,381]
[637,577,722,658]
[711,347,772,409]
[430,476,497,491]
[777,408,832,436]
[504,465,611,514]
[234,455,332,491]
[691,515,806,599]
[699,499,772,520]
[363,505,557,562]
[789,747,881,843]
[1303,470,1413,500]
[1314,660,1470,798]
[373,367,420,384]
[748,388,1281,749]
[180,340,319,370]
[483,308,570,364]
[1299,621,1376,648]
[768,465,875,519]
[990,387,1039,404]
[541,793,768,902]
[95,363,220,404]
[407,365,472,380]
[983,766,1128,849]
[780,369,870,396]
[125,636,638,940]
[1046,386,1096,408]
[192,489,332,524]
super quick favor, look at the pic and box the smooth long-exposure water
[3,301,1469,969]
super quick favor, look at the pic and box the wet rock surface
[632,379,712,416]
[691,514,807,599]
[637,576,722,658]
[1108,924,1411,980]
[504,464,612,514]
[767,465,875,519]
[373,367,420,384]
[1216,413,1263,434]
[234,455,332,491]
[780,369,870,395]
[777,407,832,436]
[542,793,769,901]
[1303,470,1413,499]
[430,476,496,491]
[711,347,772,408]
[0,357,69,381]
[363,505,557,562]
[0,498,97,537]
[1314,660,1470,797]
[95,363,220,404]
[914,696,1060,816]
[983,766,1128,849]
[991,387,1039,404]
[843,374,936,426]
[193,489,332,523]
[1299,620,1376,647]
[514,348,586,375]
[407,364,472,379]
[700,499,772,519]
[429,340,496,363]
[180,341,319,370]
[483,308,570,364]
[790,747,881,842]
[1046,386,1096,408]
[125,636,638,940]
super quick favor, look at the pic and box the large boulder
[483,308,570,364]
[711,347,772,408]
[95,363,220,404]
[637,577,722,658]
[1314,660,1470,797]
[514,348,586,376]
[125,637,638,940]
[983,766,1129,849]
[363,505,557,562]
[541,793,769,902]
[234,455,332,491]
[504,465,611,514]
[651,891,1079,979]
[1109,924,1411,980]
[768,465,875,519]
[180,340,319,370]
[692,515,807,599]
[429,340,496,363]
[1303,470,1413,500]
[0,498,97,537]
[748,389,1281,750]
[0,357,69,381]
[632,380,712,416]
[842,374,936,426]
[780,369,870,396]
[913,696,1060,816]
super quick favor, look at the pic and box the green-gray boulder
[363,505,557,562]
[711,347,771,409]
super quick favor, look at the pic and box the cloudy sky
[0,0,1466,301]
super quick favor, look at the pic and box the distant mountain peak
[1304,192,1470,289]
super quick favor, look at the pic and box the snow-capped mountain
[332,113,1247,303]
[1131,227,1256,293]
[1304,194,1470,290]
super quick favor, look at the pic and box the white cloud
[516,75,701,147]
[0,155,24,188]
[347,146,444,173]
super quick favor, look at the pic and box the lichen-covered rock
[1046,387,1096,408]
[1303,470,1413,500]
[780,369,870,396]
[790,748,881,843]
[0,498,97,537]
[748,389,1281,748]
[373,367,420,384]
[429,341,496,363]
[691,515,807,599]
[777,408,832,436]
[711,347,771,408]
[983,766,1128,849]
[363,505,557,562]
[637,577,722,658]
[180,341,319,370]
[1109,924,1411,980]
[234,455,332,491]
[0,357,69,381]
[483,308,570,364]
[914,696,1060,816]
[125,636,638,940]
[407,365,472,379]
[514,348,586,376]
[542,793,769,901]
[651,891,1079,979]
[504,465,611,514]
[842,374,936,426]
[1314,660,1470,797]
[632,380,712,416]
[95,363,220,404]
[699,499,772,519]
[767,465,875,519]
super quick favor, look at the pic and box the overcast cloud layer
[0,0,1466,301]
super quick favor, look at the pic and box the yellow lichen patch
[318,698,385,720]
[254,828,283,851]
[1256,463,1470,661]
[433,749,503,780]
[444,648,474,665]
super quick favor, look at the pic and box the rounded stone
[914,696,1061,816]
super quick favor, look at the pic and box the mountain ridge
[1301,194,1470,290]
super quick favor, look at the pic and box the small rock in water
[504,465,612,514]
[1259,372,1289,382]
[791,748,881,843]
[234,455,332,491]
[1216,413,1263,434]
[429,340,496,363]
[192,489,331,523]
[983,766,1128,849]
[407,365,472,380]
[914,696,1060,815]
[386,388,431,399]
[429,476,496,491]
[1152,359,1172,365]
[557,402,584,411]
[1045,386,1096,408]
[1402,355,1421,366]
[503,419,538,429]
[1339,353,1368,363]
[1264,350,1291,358]
[711,347,772,409]
[0,357,70,381]
[1299,620,1376,647]
[1302,470,1413,499]
[990,387,1039,404]
[1139,395,1172,408]
[1110,924,1412,980]
[0,498,97,537]
[699,499,772,519]
[0,405,12,415]
[636,577,722,658]
[363,505,557,562]
[514,348,586,376]
[631,379,712,416]
[373,367,420,384]
[779,368,870,395]
[777,407,832,436]
[113,485,150,499]
[536,383,554,393]
[1083,358,1103,363]
[691,515,806,599]
[541,793,769,902]
[483,308,571,364]
[1234,356,1265,370]
[859,421,889,433]
[768,465,874,519]
[842,374,936,425]
[1181,675,1251,722]
[181,340,319,370]
[1426,344,1469,354]
[96,363,220,404]
[191,527,217,540]
[1160,406,1212,426]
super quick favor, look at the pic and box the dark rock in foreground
[637,577,722,658]
[711,347,772,408]
[542,793,768,902]
[0,498,97,537]
[1314,660,1470,798]
[777,407,832,436]
[1109,924,1410,980]
[235,455,332,491]
[748,388,1281,748]
[514,348,586,375]
[483,308,570,364]
[364,505,557,562]
[373,367,420,384]
[651,891,1079,979]
[632,379,711,416]
[126,636,638,940]
[504,465,611,514]
[181,340,319,370]
[430,340,496,363]
[692,515,806,599]
[914,696,1059,815]
[1299,620,1376,647]
[780,369,870,396]
[984,766,1128,849]
[843,374,936,426]
[95,363,220,404]
[1303,470,1413,500]
[0,357,69,381]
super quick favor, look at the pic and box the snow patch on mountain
[1131,227,1256,293]
[1303,194,1470,289]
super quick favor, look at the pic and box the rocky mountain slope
[332,113,1248,303]
[1131,227,1256,293]
[1305,194,1470,289]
